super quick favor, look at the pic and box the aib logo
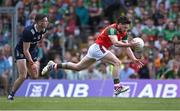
[25,82,49,97]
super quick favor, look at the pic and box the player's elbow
[113,42,120,47]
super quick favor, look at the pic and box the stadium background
[0,0,180,110]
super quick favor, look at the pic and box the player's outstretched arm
[123,41,137,60]
[123,41,144,68]
[109,35,137,47]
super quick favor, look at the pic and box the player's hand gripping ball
[131,37,144,52]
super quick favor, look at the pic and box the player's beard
[39,24,47,31]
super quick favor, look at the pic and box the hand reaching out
[30,63,37,73]
[133,59,144,69]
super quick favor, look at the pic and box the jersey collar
[34,24,46,33]
[34,24,39,32]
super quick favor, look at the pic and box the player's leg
[0,74,8,95]
[27,61,40,79]
[41,44,102,75]
[27,50,40,79]
[57,55,96,71]
[101,51,129,95]
[42,55,96,75]
[8,59,28,100]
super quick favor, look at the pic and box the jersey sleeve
[107,28,117,36]
[123,34,128,41]
[22,29,33,42]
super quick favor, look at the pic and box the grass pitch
[0,97,180,110]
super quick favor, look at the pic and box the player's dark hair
[117,16,131,24]
[35,14,47,22]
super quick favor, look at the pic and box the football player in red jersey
[42,16,143,96]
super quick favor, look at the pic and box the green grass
[0,97,180,110]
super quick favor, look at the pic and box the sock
[113,78,120,87]
[10,91,15,96]
[57,63,62,69]
[113,78,119,84]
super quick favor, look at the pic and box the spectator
[131,18,143,37]
[75,0,89,27]
[168,3,179,21]
[79,64,102,80]
[87,0,103,33]
[142,17,158,41]
[0,47,10,95]
[119,61,135,80]
[156,59,168,79]
[138,58,151,79]
[161,48,172,66]
[98,63,112,80]
[161,21,177,41]
[161,60,180,79]
[102,0,121,23]
[66,56,81,80]
[172,35,180,55]
[64,12,79,51]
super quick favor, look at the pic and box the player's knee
[112,61,121,67]
[19,75,26,80]
[18,71,27,80]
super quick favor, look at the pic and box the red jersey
[95,23,127,49]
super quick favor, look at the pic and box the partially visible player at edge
[42,16,143,96]
[8,14,49,100]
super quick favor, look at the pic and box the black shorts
[14,48,38,62]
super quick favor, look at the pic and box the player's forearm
[114,41,132,47]
[125,47,137,61]
[23,51,34,64]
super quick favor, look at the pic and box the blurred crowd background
[0,0,180,95]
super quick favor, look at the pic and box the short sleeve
[123,34,128,41]
[22,29,33,42]
[107,28,117,36]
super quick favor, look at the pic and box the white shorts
[87,43,109,61]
